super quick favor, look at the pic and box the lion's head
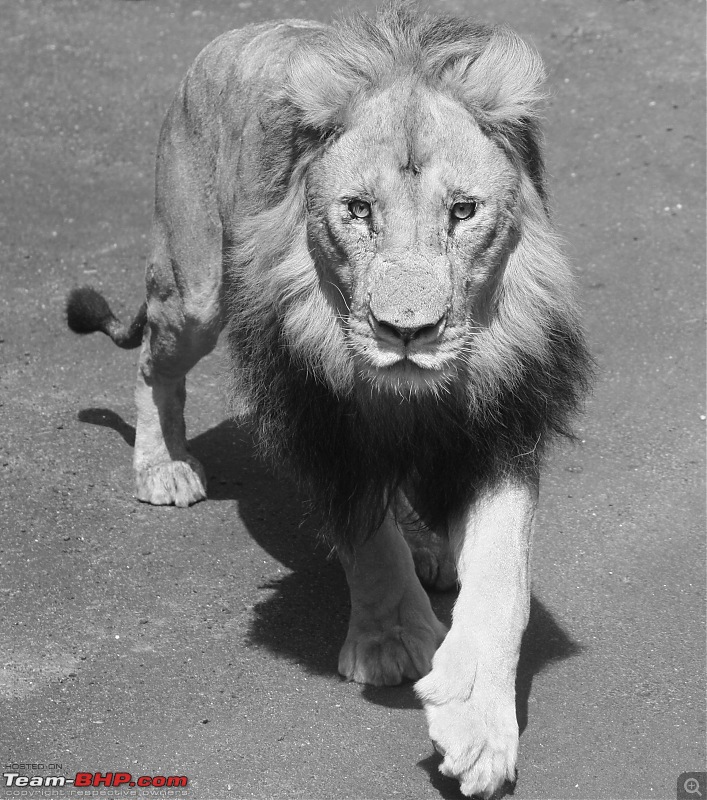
[227,4,591,542]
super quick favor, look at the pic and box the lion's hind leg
[337,509,447,686]
[134,335,211,508]
[394,494,457,591]
[133,100,223,507]
[402,525,457,592]
[133,237,223,507]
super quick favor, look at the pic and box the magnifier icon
[685,777,703,796]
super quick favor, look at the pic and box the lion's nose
[368,309,447,346]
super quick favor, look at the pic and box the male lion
[67,4,591,797]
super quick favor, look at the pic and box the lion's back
[181,20,325,137]
[201,22,323,87]
[167,20,324,219]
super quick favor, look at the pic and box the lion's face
[226,11,591,543]
[305,82,520,391]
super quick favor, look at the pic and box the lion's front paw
[135,456,207,507]
[338,621,443,686]
[416,676,518,799]
[338,592,447,686]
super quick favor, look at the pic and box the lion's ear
[443,25,547,126]
[258,45,350,202]
[285,45,359,136]
[441,26,548,203]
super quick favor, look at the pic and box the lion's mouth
[343,310,470,394]
[356,357,452,394]
[348,324,463,391]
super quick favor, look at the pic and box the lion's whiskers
[325,280,352,314]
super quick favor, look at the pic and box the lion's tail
[66,286,147,350]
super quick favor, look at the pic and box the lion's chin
[348,330,464,395]
[355,355,454,395]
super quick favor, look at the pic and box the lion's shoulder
[171,18,327,182]
[162,19,328,212]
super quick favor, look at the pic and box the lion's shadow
[79,409,583,731]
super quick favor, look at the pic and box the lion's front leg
[337,510,448,686]
[415,478,536,799]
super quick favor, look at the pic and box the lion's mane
[225,3,592,544]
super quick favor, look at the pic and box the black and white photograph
[1,0,704,798]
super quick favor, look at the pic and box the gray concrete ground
[0,1,704,799]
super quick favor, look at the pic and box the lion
[66,4,591,797]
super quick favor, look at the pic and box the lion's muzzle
[367,308,447,346]
[367,254,452,348]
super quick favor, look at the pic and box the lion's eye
[451,201,477,221]
[348,200,371,220]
